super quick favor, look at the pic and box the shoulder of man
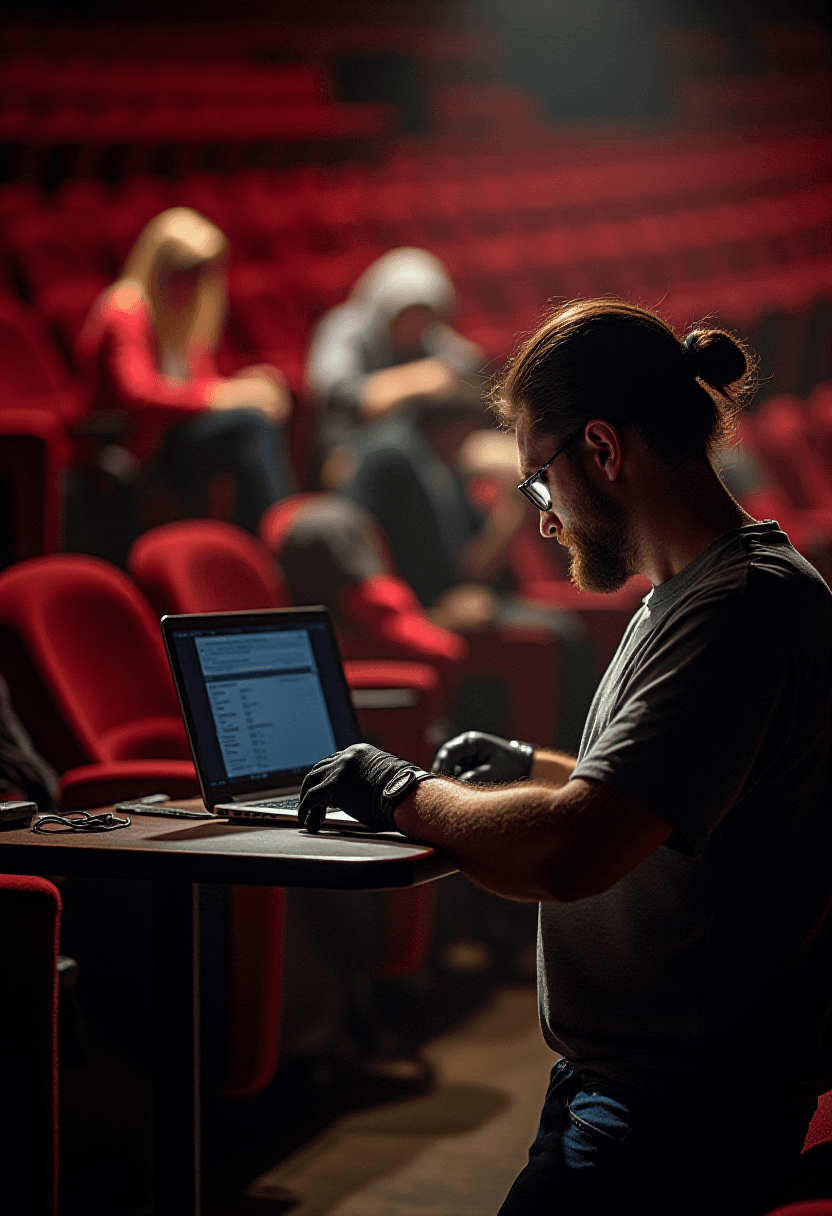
[741,532,832,640]
[661,527,830,627]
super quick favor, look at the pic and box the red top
[76,284,221,463]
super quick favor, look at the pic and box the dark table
[0,806,456,1216]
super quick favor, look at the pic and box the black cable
[31,810,131,834]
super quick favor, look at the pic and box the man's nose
[540,511,558,538]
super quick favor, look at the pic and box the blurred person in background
[306,246,483,487]
[75,207,293,550]
[344,398,525,629]
[343,394,596,754]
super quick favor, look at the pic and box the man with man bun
[298,299,832,1214]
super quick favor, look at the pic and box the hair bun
[684,329,749,392]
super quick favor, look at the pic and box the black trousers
[151,408,294,535]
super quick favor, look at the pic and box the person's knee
[222,407,277,440]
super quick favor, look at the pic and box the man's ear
[584,420,623,482]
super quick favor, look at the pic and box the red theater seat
[289,247,379,327]
[226,262,308,363]
[0,180,43,224]
[0,294,84,562]
[128,517,290,616]
[0,408,67,563]
[0,873,61,1216]
[37,274,110,370]
[0,293,80,413]
[0,555,194,782]
[5,210,109,300]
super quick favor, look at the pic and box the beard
[558,465,638,594]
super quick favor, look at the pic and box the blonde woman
[78,207,293,533]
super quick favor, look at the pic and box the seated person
[77,207,294,536]
[343,401,596,753]
[344,402,520,627]
[305,246,483,483]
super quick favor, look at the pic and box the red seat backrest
[0,554,186,769]
[5,210,106,297]
[128,519,290,616]
[0,294,71,402]
[0,408,67,560]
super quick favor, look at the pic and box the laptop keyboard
[250,798,300,810]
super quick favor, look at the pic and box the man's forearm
[531,748,576,787]
[392,770,672,905]
[393,776,576,902]
[361,358,454,418]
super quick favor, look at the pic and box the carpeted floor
[247,986,556,1216]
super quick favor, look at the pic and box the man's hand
[298,742,433,834]
[431,731,534,784]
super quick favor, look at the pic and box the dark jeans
[499,1057,813,1216]
[151,408,294,535]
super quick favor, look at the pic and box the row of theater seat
[0,57,331,109]
[4,189,828,301]
[0,75,827,160]
[4,127,827,262]
[0,22,497,65]
[1,169,828,375]
[0,100,392,154]
[677,71,831,130]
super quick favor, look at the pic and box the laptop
[161,606,368,828]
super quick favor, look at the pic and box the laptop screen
[163,609,359,804]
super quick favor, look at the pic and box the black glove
[298,742,435,835]
[431,731,534,784]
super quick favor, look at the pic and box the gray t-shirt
[539,522,832,1104]
[307,302,483,451]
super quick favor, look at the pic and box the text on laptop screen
[195,630,335,777]
[168,618,357,792]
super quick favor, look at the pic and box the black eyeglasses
[517,426,585,511]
